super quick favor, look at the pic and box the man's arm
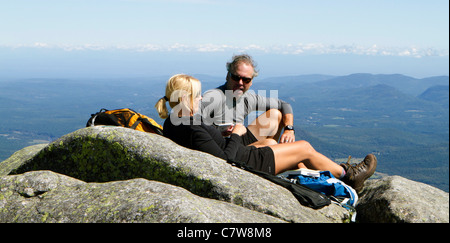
[280,112,295,143]
[267,96,296,143]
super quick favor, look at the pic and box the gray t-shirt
[200,84,293,126]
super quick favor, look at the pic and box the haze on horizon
[0,0,448,79]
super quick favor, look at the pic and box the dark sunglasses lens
[242,77,252,83]
[230,73,252,83]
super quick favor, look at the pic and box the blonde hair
[155,74,202,119]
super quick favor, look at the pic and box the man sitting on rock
[200,54,296,145]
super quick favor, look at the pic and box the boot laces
[346,155,366,175]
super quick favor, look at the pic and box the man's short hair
[226,54,259,78]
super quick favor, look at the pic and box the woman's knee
[296,140,315,154]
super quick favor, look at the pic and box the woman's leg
[269,140,343,177]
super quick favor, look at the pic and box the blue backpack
[279,169,358,221]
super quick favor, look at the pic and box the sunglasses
[229,72,253,84]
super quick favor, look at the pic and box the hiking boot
[340,154,377,193]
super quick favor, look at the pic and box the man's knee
[249,109,283,139]
[264,109,282,123]
[254,109,282,128]
[262,138,278,146]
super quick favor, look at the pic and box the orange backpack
[86,108,163,135]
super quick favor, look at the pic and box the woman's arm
[191,126,243,160]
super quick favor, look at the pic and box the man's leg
[247,109,283,142]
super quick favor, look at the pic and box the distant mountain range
[253,73,449,96]
[0,73,448,191]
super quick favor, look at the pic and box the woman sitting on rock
[155,74,377,193]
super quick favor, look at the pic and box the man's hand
[279,130,295,143]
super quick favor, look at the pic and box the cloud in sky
[3,42,448,58]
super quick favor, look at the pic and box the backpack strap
[87,108,110,127]
[130,118,142,130]
[123,110,136,128]
[227,159,331,209]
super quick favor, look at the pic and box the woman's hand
[220,124,234,137]
[231,124,247,136]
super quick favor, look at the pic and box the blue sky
[0,0,448,78]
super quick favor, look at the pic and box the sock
[339,167,346,180]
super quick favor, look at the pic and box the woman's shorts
[241,127,258,146]
[246,146,276,175]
